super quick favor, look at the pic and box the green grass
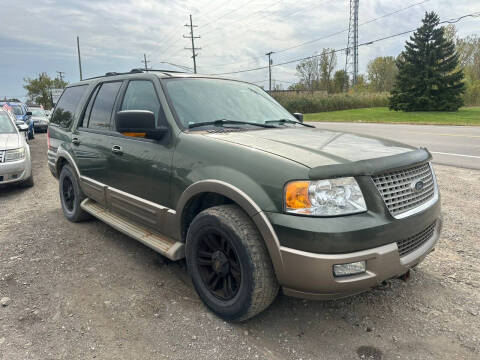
[304,107,480,125]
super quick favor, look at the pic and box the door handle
[111,145,123,154]
[72,137,80,145]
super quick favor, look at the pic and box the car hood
[0,133,20,150]
[203,127,416,168]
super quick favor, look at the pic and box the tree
[390,12,465,111]
[23,73,68,109]
[319,48,337,93]
[331,70,348,93]
[367,56,398,92]
[295,56,320,91]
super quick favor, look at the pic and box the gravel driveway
[0,134,479,359]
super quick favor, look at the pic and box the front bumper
[0,157,31,184]
[266,193,441,299]
[280,219,441,300]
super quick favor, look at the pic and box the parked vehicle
[29,105,49,132]
[0,102,34,139]
[0,109,33,187]
[47,69,441,321]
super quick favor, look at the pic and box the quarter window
[88,82,122,130]
[50,85,88,128]
[120,80,165,126]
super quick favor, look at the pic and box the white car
[0,109,33,187]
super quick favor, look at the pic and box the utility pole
[77,36,83,81]
[266,51,274,92]
[183,14,201,73]
[56,71,65,82]
[142,53,150,71]
[344,0,359,90]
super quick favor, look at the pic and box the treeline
[282,23,479,112]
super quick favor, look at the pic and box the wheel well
[56,157,68,176]
[181,192,234,241]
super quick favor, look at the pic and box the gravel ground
[0,134,479,360]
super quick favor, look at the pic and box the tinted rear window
[88,82,122,130]
[51,85,88,128]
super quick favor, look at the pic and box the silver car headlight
[4,147,26,162]
[285,177,367,216]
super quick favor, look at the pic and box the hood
[0,133,20,150]
[203,127,416,168]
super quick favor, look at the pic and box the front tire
[59,165,90,222]
[186,205,279,321]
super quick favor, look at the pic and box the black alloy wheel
[196,231,241,300]
[62,176,75,212]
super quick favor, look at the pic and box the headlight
[4,147,26,162]
[285,177,367,216]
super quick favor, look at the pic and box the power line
[205,0,430,70]
[200,0,258,29]
[183,14,201,73]
[208,12,480,77]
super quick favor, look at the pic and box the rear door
[72,81,122,204]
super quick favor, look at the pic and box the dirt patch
[0,134,479,359]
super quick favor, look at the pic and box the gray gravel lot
[0,134,479,359]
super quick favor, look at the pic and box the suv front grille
[372,162,436,218]
[397,221,437,257]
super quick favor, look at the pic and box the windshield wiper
[265,119,315,128]
[188,119,275,129]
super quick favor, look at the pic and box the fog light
[333,261,366,277]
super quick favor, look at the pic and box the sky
[1,0,479,100]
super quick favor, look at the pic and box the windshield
[12,105,23,116]
[0,112,17,134]
[163,78,297,128]
[30,108,46,117]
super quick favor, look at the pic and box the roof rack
[83,68,188,81]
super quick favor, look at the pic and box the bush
[271,91,389,113]
[464,80,480,106]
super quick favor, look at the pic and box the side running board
[80,198,185,261]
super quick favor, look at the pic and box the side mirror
[116,110,168,140]
[26,111,32,116]
[293,113,304,123]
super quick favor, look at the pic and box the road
[308,122,480,170]
[0,134,479,359]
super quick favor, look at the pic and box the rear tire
[186,204,279,321]
[59,165,90,222]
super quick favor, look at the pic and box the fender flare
[55,148,80,179]
[175,179,286,281]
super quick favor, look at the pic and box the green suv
[47,69,441,321]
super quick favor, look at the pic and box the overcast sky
[1,0,479,100]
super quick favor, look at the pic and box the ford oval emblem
[411,180,424,192]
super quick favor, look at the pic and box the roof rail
[83,68,188,81]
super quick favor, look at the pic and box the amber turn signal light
[285,181,311,210]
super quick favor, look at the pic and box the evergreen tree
[390,12,465,111]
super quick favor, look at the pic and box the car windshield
[12,105,23,115]
[0,112,17,134]
[31,108,46,117]
[163,78,297,128]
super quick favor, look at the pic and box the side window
[120,80,165,126]
[50,85,88,128]
[88,82,122,130]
